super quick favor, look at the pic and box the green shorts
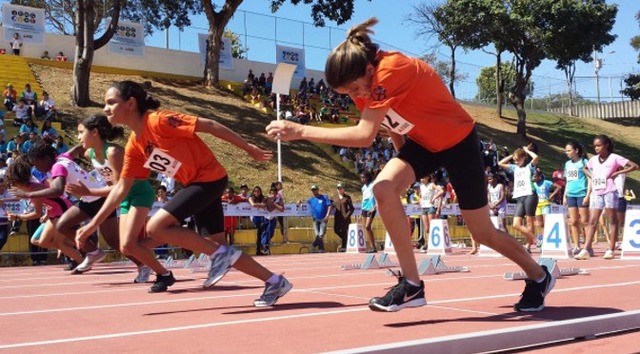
[120,180,155,215]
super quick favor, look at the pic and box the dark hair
[566,140,587,160]
[360,170,374,184]
[110,81,160,115]
[594,134,614,154]
[5,157,33,186]
[157,185,167,192]
[27,142,57,162]
[81,114,125,141]
[325,17,380,89]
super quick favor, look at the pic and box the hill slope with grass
[32,63,640,201]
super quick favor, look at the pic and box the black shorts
[78,197,118,219]
[162,176,228,236]
[514,194,538,217]
[361,210,376,218]
[397,128,487,210]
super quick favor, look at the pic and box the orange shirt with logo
[121,111,227,185]
[353,51,475,152]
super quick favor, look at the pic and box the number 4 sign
[622,210,640,259]
[541,213,571,259]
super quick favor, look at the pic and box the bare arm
[13,177,65,199]
[498,155,513,171]
[66,146,123,198]
[195,118,272,162]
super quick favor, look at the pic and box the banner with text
[275,45,305,79]
[1,3,45,44]
[108,20,145,57]
[198,34,233,70]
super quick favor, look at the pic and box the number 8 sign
[346,223,367,253]
[622,210,640,259]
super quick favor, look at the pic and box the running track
[1,247,639,353]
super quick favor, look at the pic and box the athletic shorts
[397,128,486,210]
[535,202,550,216]
[78,197,117,219]
[618,197,628,213]
[161,176,228,236]
[120,180,155,215]
[514,194,538,217]
[566,196,587,208]
[361,210,377,218]
[590,191,619,210]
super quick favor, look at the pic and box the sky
[3,0,638,101]
[143,0,640,102]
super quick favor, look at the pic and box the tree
[621,74,640,100]
[420,52,468,91]
[545,1,617,116]
[475,63,517,104]
[223,31,247,59]
[631,10,640,63]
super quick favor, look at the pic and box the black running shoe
[148,271,176,293]
[369,271,427,312]
[65,260,79,271]
[513,265,556,312]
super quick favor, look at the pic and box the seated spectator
[21,131,39,153]
[36,91,56,120]
[40,119,58,137]
[21,84,38,111]
[0,130,6,157]
[3,83,17,111]
[56,51,67,61]
[19,117,38,135]
[266,72,273,94]
[40,50,51,60]
[53,135,69,154]
[250,86,261,103]
[12,99,32,126]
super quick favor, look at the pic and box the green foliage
[223,31,247,59]
[420,52,467,87]
[632,11,640,63]
[270,0,370,26]
[621,74,640,101]
[121,0,202,35]
[475,63,516,103]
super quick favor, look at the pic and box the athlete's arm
[75,177,133,247]
[265,106,388,147]
[66,144,85,159]
[498,155,513,171]
[523,146,539,166]
[195,118,272,162]
[15,176,65,199]
[611,160,639,180]
[67,146,123,198]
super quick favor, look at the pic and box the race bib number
[565,168,578,181]
[592,174,606,191]
[143,149,182,178]
[381,109,414,135]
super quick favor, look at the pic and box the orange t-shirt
[353,51,475,152]
[121,111,227,185]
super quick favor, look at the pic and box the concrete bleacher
[0,55,44,96]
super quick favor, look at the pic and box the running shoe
[574,248,591,260]
[254,275,293,307]
[134,265,153,283]
[65,260,79,271]
[368,271,426,312]
[203,246,242,288]
[72,249,106,274]
[513,265,555,312]
[603,249,614,260]
[148,271,176,293]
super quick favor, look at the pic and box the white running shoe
[254,275,293,307]
[134,265,153,283]
[72,249,106,274]
[574,249,590,260]
[603,249,614,260]
[203,246,242,288]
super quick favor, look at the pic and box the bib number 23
[143,149,182,178]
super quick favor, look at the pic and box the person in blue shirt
[53,136,69,154]
[532,171,560,245]
[563,141,590,255]
[19,117,38,135]
[307,185,333,252]
[360,171,377,252]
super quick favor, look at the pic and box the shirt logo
[371,85,387,101]
[144,143,156,157]
[167,115,183,128]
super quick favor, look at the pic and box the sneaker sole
[368,298,427,312]
[75,253,107,273]
[253,282,294,307]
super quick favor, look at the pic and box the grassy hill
[31,63,640,200]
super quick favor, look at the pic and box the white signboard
[198,34,233,70]
[1,4,45,44]
[275,45,305,79]
[108,20,145,57]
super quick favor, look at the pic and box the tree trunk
[202,0,243,88]
[449,48,456,99]
[495,52,502,117]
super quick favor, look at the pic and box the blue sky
[145,0,640,102]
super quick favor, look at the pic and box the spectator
[53,136,69,154]
[221,187,246,245]
[307,185,333,253]
[248,186,267,256]
[3,83,17,111]
[36,91,56,120]
[12,99,32,126]
[10,33,22,56]
[298,77,308,93]
[19,118,38,135]
[40,119,58,138]
[332,182,354,252]
[56,51,67,61]
[21,131,39,153]
[21,84,38,108]
[40,51,51,60]
[156,173,176,196]
[261,186,284,254]
[238,184,250,199]
[266,72,273,94]
[0,130,7,157]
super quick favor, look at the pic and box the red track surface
[1,246,639,353]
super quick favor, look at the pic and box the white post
[276,93,282,182]
[271,63,298,182]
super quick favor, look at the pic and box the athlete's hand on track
[265,120,303,141]
[76,223,98,249]
[247,143,273,162]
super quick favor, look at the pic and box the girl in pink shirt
[575,134,638,260]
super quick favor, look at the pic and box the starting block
[341,253,400,270]
[189,253,213,273]
[164,254,196,269]
[417,255,469,275]
[504,257,589,280]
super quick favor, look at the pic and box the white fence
[549,100,640,119]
